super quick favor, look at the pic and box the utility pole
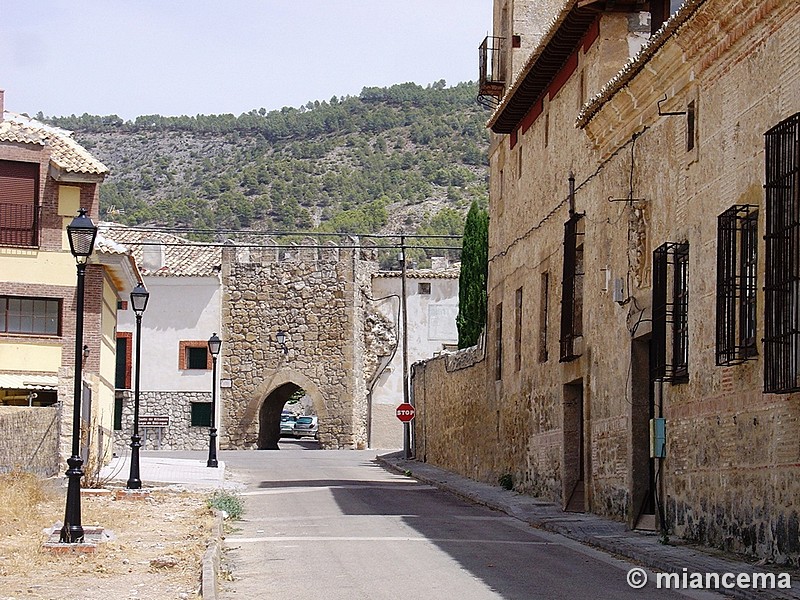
[400,235,411,459]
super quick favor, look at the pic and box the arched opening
[257,382,299,449]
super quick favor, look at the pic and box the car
[279,413,297,437]
[293,415,319,439]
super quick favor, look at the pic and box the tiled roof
[99,224,221,277]
[0,112,109,175]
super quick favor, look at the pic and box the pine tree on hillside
[456,200,488,349]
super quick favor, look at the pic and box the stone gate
[218,240,377,450]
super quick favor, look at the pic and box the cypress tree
[456,201,488,348]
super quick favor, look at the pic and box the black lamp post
[276,330,288,355]
[126,281,149,489]
[60,208,98,544]
[207,333,222,468]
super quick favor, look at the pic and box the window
[0,296,60,336]
[191,402,212,427]
[0,160,39,247]
[418,282,431,295]
[764,112,800,393]
[514,287,523,372]
[187,347,209,369]
[179,341,212,370]
[495,302,503,380]
[716,206,758,365]
[560,215,584,362]
[114,397,123,431]
[115,333,132,389]
[539,272,549,363]
[686,100,697,152]
[652,242,689,383]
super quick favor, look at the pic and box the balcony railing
[0,202,39,247]
[478,36,505,108]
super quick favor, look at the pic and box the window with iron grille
[0,160,39,247]
[652,242,689,383]
[716,205,758,365]
[560,214,584,362]
[0,296,60,336]
[764,112,800,393]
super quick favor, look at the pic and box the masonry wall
[0,406,60,476]
[113,390,212,451]
[412,345,496,483]
[219,244,369,450]
[418,0,800,566]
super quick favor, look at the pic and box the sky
[1,1,493,121]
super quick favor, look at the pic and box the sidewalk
[99,452,227,490]
[377,452,800,600]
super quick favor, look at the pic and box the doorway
[563,380,585,512]
[631,338,656,529]
[257,382,301,449]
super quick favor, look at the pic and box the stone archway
[257,382,300,449]
[234,369,329,448]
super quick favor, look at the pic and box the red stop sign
[396,403,415,422]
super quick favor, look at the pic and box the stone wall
[412,343,497,484]
[113,390,212,451]
[426,0,800,566]
[219,242,372,450]
[0,406,60,476]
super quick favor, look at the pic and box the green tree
[456,201,488,349]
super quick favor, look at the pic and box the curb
[376,454,800,600]
[201,510,225,600]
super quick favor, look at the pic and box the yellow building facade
[0,90,139,475]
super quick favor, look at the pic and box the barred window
[716,206,758,365]
[560,214,584,362]
[652,242,689,383]
[764,112,800,393]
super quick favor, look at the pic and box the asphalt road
[218,443,721,600]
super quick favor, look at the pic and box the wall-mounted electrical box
[650,417,666,458]
[613,278,626,304]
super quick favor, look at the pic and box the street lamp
[276,330,288,354]
[126,281,149,490]
[60,208,98,543]
[207,333,222,468]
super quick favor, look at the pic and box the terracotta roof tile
[0,113,109,175]
[99,224,221,277]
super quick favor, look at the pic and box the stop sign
[396,403,415,422]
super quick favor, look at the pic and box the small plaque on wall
[220,379,232,388]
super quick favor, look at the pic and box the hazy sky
[1,1,492,120]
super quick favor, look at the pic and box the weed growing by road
[207,490,245,520]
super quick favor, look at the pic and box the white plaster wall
[369,275,459,448]
[117,275,221,392]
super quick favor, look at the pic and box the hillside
[44,81,489,246]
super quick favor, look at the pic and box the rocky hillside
[45,81,489,243]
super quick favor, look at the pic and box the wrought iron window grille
[764,112,800,393]
[560,213,584,362]
[716,205,758,366]
[652,241,689,383]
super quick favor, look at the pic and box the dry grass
[0,471,215,600]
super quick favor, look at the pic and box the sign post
[396,403,415,423]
